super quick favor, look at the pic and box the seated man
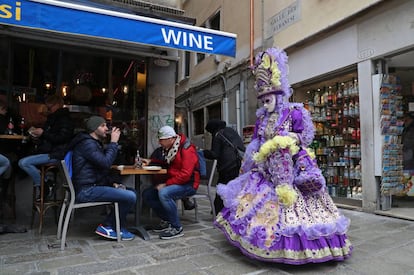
[0,154,11,180]
[67,116,136,241]
[0,153,11,216]
[18,95,74,198]
[142,126,200,240]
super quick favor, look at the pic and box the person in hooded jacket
[67,115,136,241]
[18,95,74,198]
[203,119,245,214]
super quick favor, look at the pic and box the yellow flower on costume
[259,53,281,89]
[304,147,316,159]
[253,135,300,163]
[261,54,271,69]
[276,184,298,206]
[270,63,281,88]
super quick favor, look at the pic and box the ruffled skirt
[215,171,353,265]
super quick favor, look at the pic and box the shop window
[61,51,108,106]
[0,39,8,88]
[185,51,190,77]
[196,12,220,64]
[207,102,221,121]
[13,44,58,102]
[193,108,204,135]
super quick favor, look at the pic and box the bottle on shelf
[354,98,360,116]
[134,150,142,168]
[5,117,14,135]
[314,90,321,106]
[343,102,348,117]
[336,82,343,106]
[19,117,25,135]
[327,86,333,107]
[352,78,359,95]
[348,99,355,117]
[322,87,328,106]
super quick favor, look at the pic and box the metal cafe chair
[181,159,217,222]
[57,159,121,251]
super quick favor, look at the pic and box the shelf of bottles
[307,78,362,199]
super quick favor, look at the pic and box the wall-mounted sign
[267,0,301,36]
[0,0,237,57]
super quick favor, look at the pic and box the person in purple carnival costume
[214,47,352,264]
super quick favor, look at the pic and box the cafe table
[113,165,167,240]
[0,134,29,141]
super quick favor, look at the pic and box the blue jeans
[142,184,196,228]
[0,154,11,178]
[18,154,58,186]
[76,185,136,228]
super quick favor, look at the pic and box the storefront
[0,0,236,157]
[293,70,362,208]
[289,0,414,217]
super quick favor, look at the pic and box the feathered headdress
[252,47,290,99]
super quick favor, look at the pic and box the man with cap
[66,115,136,241]
[141,125,200,239]
[19,95,74,199]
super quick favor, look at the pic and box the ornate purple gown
[215,103,352,265]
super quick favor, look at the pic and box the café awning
[0,0,237,57]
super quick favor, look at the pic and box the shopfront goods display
[307,78,362,200]
[378,77,405,197]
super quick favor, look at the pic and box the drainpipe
[220,75,229,123]
[240,75,246,133]
[236,89,241,134]
[250,0,254,67]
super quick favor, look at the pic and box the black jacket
[67,132,121,193]
[35,107,74,160]
[204,119,245,172]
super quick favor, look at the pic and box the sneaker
[95,224,117,240]
[182,198,196,210]
[159,226,184,240]
[152,220,171,233]
[120,228,135,241]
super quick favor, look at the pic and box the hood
[205,119,226,134]
[67,132,96,150]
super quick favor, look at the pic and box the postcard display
[307,78,362,199]
[379,78,405,197]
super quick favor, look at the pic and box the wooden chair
[57,159,121,251]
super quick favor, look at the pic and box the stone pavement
[1,178,414,275]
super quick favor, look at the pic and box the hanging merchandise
[379,76,404,196]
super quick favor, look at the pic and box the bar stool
[31,162,61,234]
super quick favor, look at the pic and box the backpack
[63,151,73,178]
[183,139,207,177]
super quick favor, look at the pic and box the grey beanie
[86,116,106,132]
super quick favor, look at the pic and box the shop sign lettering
[0,1,21,20]
[161,28,213,51]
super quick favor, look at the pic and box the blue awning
[0,0,237,57]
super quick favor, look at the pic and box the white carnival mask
[261,94,277,113]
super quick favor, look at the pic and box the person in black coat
[18,95,74,197]
[203,119,245,214]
